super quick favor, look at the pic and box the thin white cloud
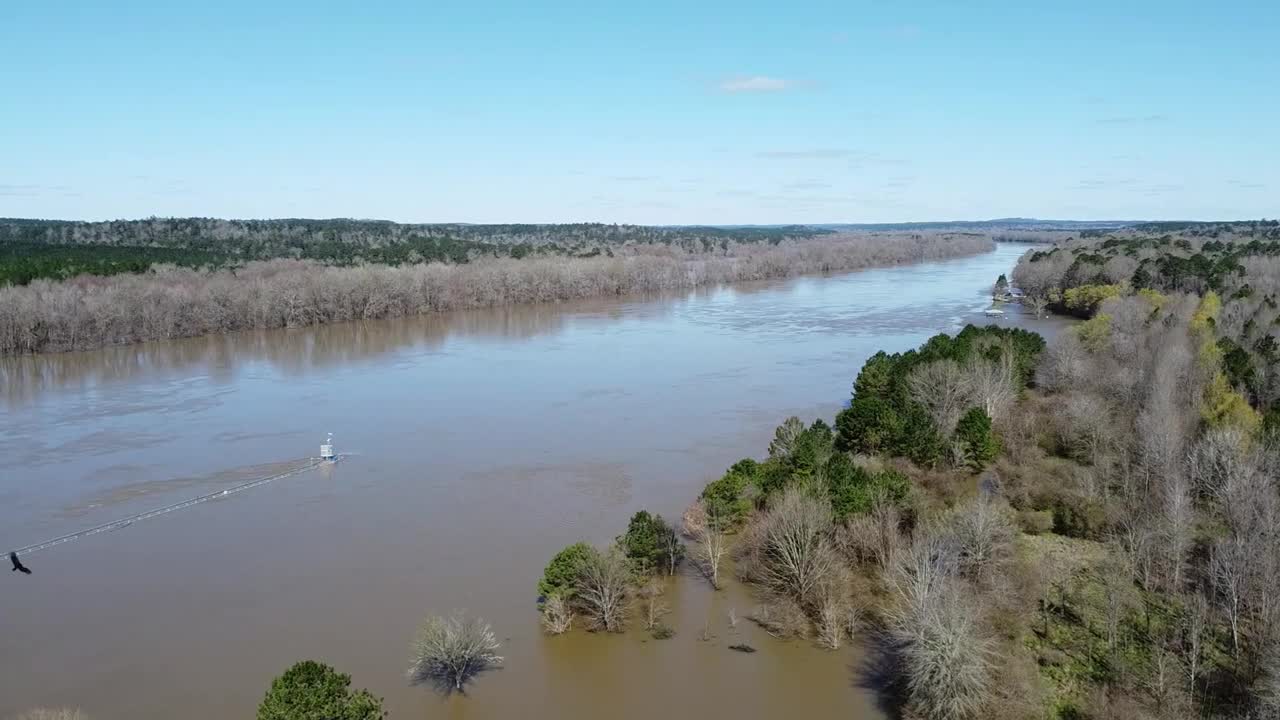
[719,76,794,93]
[0,183,72,197]
[1227,179,1266,190]
[782,180,833,191]
[1072,178,1138,190]
[757,148,854,160]
[1097,114,1168,125]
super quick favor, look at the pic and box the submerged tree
[258,661,384,720]
[12,711,89,720]
[618,510,683,575]
[540,592,573,635]
[408,613,503,693]
[693,511,730,590]
[574,546,633,632]
[737,487,839,610]
[538,542,594,600]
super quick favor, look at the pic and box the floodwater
[0,244,1068,720]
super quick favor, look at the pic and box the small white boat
[984,308,1005,318]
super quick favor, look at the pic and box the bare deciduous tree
[1098,553,1137,658]
[837,490,902,570]
[908,360,975,436]
[1036,332,1088,391]
[1181,591,1209,696]
[736,487,839,610]
[814,569,857,650]
[1057,393,1113,466]
[638,580,669,632]
[1188,427,1260,507]
[1211,534,1249,655]
[693,514,730,590]
[408,612,503,693]
[815,590,848,650]
[966,356,1018,422]
[748,598,809,639]
[945,496,1017,581]
[1159,470,1195,592]
[1026,293,1050,319]
[574,546,632,633]
[681,499,708,540]
[1259,639,1280,719]
[888,529,960,621]
[0,232,997,356]
[896,573,993,720]
[540,593,573,635]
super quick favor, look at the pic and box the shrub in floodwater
[408,613,503,693]
[538,542,594,599]
[13,711,89,720]
[257,660,384,720]
[618,510,683,575]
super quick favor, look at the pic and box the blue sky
[2,1,1276,224]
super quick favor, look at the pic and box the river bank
[0,244,1068,719]
[0,233,994,355]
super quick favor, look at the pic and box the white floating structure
[984,308,1006,318]
[320,433,336,461]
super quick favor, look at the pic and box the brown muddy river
[0,244,1068,719]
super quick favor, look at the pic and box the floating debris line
[8,441,342,560]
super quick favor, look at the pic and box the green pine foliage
[954,407,1001,470]
[699,459,759,524]
[826,457,910,520]
[696,416,916,526]
[1265,406,1280,438]
[538,542,595,599]
[836,325,1043,465]
[1216,336,1258,399]
[257,661,384,720]
[618,511,683,574]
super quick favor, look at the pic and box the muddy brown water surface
[0,245,1070,719]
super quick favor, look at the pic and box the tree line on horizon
[0,215,1112,287]
[0,218,837,285]
[0,232,995,355]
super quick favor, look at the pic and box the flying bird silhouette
[9,552,31,575]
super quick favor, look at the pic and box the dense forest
[531,221,1280,720]
[0,218,834,285]
[1014,220,1280,424]
[0,217,1120,287]
[0,231,995,355]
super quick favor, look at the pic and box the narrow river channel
[0,243,1069,719]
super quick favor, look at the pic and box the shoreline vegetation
[17,220,1280,719]
[533,221,1280,720]
[0,224,996,355]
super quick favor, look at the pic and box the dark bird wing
[10,551,31,574]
